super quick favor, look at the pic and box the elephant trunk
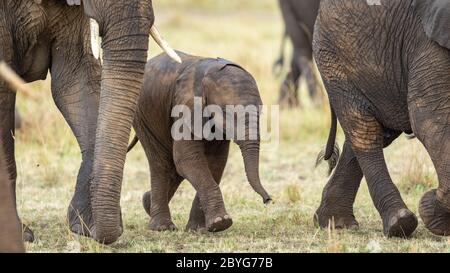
[237,140,272,204]
[90,20,151,244]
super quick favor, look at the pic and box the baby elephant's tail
[127,136,140,153]
[315,107,340,176]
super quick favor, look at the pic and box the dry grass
[12,0,450,253]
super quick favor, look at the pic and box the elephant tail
[315,106,340,176]
[127,135,140,153]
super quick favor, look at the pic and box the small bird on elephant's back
[314,0,450,238]
[127,51,272,233]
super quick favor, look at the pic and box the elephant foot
[206,214,233,232]
[314,207,359,230]
[185,211,207,233]
[67,201,94,238]
[419,189,450,236]
[383,208,418,238]
[185,221,207,233]
[22,224,34,243]
[142,191,151,217]
[148,215,177,232]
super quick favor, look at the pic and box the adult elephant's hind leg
[186,141,230,232]
[315,141,362,230]
[278,55,301,109]
[342,104,417,237]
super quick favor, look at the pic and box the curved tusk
[150,26,182,64]
[0,61,34,95]
[90,19,101,60]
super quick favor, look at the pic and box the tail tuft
[315,143,340,176]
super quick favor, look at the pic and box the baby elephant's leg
[142,174,182,217]
[174,140,232,232]
[147,163,180,231]
[186,141,230,232]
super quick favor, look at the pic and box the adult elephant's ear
[413,0,450,49]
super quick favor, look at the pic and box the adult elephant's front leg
[174,140,232,232]
[50,25,101,237]
[410,86,450,236]
[0,88,34,243]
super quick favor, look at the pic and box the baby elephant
[129,52,272,233]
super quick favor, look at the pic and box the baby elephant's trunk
[236,140,272,204]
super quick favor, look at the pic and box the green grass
[14,1,450,253]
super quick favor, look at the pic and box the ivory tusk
[150,26,182,64]
[0,61,34,95]
[90,18,101,60]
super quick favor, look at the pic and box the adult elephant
[0,0,180,244]
[314,0,450,237]
[274,0,324,108]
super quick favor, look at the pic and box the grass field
[14,0,450,253]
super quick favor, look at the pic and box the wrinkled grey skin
[130,52,272,232]
[314,0,450,237]
[0,0,156,244]
[0,141,24,253]
[274,0,324,108]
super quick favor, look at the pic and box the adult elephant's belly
[363,89,412,134]
[22,37,51,82]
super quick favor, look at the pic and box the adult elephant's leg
[408,56,450,236]
[0,141,24,252]
[279,53,301,109]
[52,71,100,237]
[50,16,101,236]
[340,101,417,237]
[299,54,323,107]
[0,87,33,242]
[314,140,362,229]
[186,141,230,232]
[174,140,232,232]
